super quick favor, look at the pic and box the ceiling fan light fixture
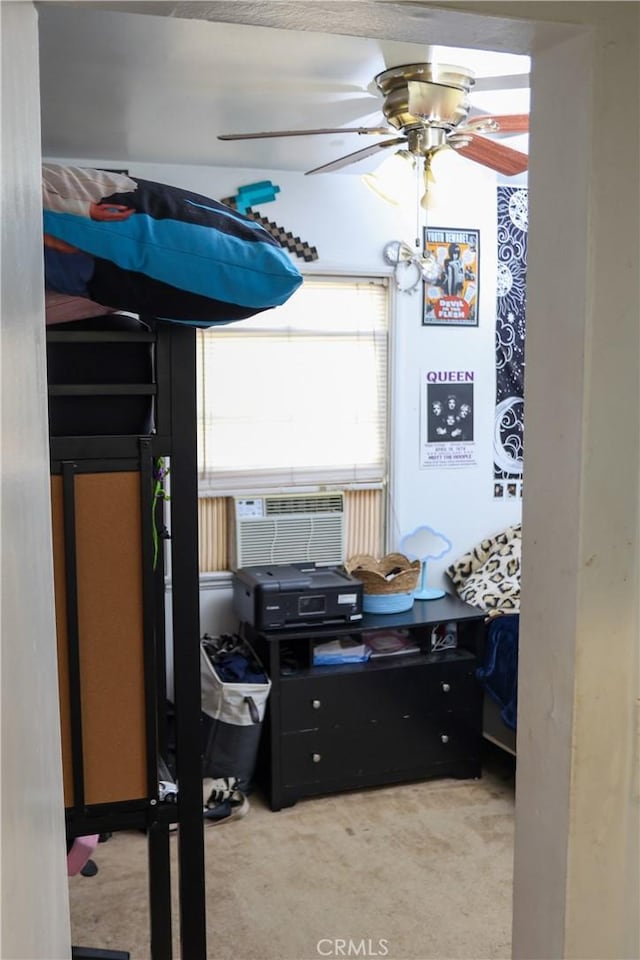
[362,149,416,206]
[419,153,437,210]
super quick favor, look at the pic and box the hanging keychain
[151,457,170,570]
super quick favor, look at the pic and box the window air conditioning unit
[230,493,345,569]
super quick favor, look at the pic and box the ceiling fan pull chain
[414,156,422,249]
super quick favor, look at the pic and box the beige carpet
[69,746,515,960]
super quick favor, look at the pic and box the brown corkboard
[51,472,148,807]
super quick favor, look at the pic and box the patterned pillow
[446,524,521,612]
[42,164,303,326]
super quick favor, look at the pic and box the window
[195,276,390,573]
[196,276,389,493]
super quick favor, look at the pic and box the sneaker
[203,796,250,825]
[203,777,249,826]
[202,776,240,805]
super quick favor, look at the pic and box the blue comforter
[476,614,519,730]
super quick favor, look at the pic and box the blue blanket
[476,614,519,730]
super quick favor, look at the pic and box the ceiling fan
[218,62,529,201]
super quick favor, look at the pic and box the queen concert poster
[420,369,477,469]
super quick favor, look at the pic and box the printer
[232,563,363,630]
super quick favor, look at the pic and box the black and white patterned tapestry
[494,186,528,499]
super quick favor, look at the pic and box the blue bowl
[362,592,415,615]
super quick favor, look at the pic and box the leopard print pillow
[446,524,521,612]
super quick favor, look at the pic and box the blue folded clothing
[201,633,268,684]
[214,652,267,685]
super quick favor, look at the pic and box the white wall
[389,154,524,583]
[48,151,523,625]
[1,4,71,958]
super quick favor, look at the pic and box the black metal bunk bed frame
[47,320,207,960]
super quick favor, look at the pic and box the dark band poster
[423,227,479,326]
[494,187,527,499]
[421,370,477,468]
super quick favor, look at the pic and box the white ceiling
[37,3,529,175]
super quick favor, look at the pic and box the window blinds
[196,277,388,493]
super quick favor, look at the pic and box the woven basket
[346,553,421,596]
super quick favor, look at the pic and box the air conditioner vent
[231,493,345,568]
[264,494,344,516]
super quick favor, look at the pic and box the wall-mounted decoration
[382,240,426,294]
[246,210,319,263]
[221,181,319,262]
[493,479,523,500]
[420,369,477,469]
[493,187,527,495]
[226,180,281,214]
[422,227,479,327]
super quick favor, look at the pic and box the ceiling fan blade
[473,73,530,93]
[449,133,528,176]
[461,113,529,135]
[305,137,407,175]
[218,126,393,141]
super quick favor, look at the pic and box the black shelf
[258,595,484,642]
[47,320,206,960]
[282,646,477,681]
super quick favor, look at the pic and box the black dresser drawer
[280,652,478,733]
[281,711,479,789]
[424,657,480,714]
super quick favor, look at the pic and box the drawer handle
[312,753,322,763]
[311,699,321,709]
[441,682,451,693]
[440,734,449,744]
